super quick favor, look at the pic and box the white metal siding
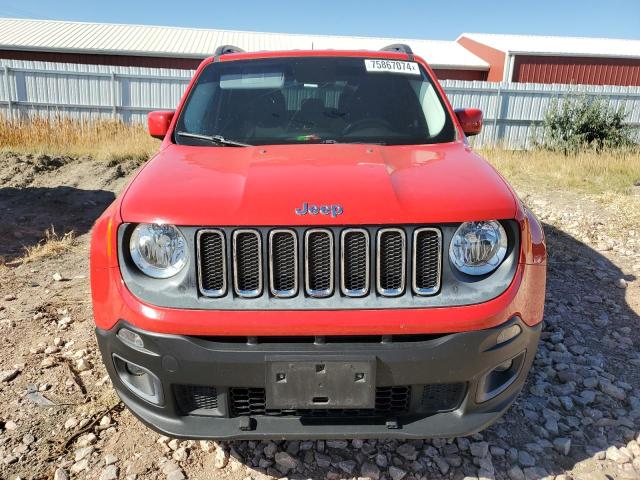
[1,59,638,148]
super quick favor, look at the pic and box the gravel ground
[0,153,639,480]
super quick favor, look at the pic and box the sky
[0,0,638,40]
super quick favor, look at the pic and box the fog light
[125,363,146,376]
[476,351,526,403]
[117,328,144,349]
[494,359,513,372]
[113,355,164,405]
[496,324,521,345]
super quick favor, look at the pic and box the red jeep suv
[90,44,546,440]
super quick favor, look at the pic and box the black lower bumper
[95,317,540,440]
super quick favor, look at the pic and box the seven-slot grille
[197,227,442,299]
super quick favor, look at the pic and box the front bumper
[96,316,540,440]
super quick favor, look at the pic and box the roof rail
[380,43,414,55]
[214,45,246,58]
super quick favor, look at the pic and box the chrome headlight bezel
[129,223,187,279]
[449,220,508,276]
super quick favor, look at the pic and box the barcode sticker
[364,59,421,75]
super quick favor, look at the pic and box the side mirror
[148,110,175,139]
[455,108,483,137]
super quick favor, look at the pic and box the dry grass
[18,227,76,265]
[2,115,638,195]
[483,148,640,195]
[0,116,158,162]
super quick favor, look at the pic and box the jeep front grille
[377,228,406,296]
[305,229,334,297]
[341,229,370,297]
[413,228,442,295]
[232,230,262,297]
[197,230,227,297]
[269,230,298,297]
[197,226,441,300]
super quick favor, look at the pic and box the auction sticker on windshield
[364,59,420,75]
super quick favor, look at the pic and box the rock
[5,420,18,430]
[161,461,181,474]
[99,415,112,428]
[326,439,349,449]
[22,433,36,445]
[338,460,357,474]
[214,446,229,469]
[263,442,277,458]
[434,456,450,475]
[104,454,118,466]
[518,450,536,467]
[599,380,626,401]
[0,369,20,382]
[375,452,388,468]
[70,459,89,474]
[41,357,57,368]
[616,278,628,289]
[274,451,297,472]
[3,294,16,301]
[172,447,188,462]
[470,441,489,458]
[507,466,526,480]
[396,443,417,460]
[100,465,119,480]
[490,446,505,456]
[388,466,407,480]
[605,446,631,464]
[77,433,97,447]
[53,468,69,480]
[167,470,186,480]
[553,437,571,455]
[523,467,548,480]
[544,418,559,435]
[52,272,65,281]
[361,462,381,480]
[314,452,331,468]
[75,358,92,372]
[199,441,214,452]
[75,446,94,462]
[64,417,79,429]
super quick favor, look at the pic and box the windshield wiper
[176,131,252,147]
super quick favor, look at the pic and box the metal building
[0,18,489,80]
[458,33,640,85]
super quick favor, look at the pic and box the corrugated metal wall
[1,59,639,148]
[512,55,640,86]
[0,59,193,123]
[442,80,640,148]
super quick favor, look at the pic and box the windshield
[175,57,456,146]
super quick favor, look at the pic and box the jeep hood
[120,142,517,225]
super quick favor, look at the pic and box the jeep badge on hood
[295,202,344,218]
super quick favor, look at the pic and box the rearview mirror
[455,108,483,137]
[148,111,175,139]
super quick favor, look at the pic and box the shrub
[537,96,638,154]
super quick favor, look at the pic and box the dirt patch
[0,153,639,480]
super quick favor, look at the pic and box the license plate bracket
[265,356,376,410]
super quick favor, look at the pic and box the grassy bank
[483,148,640,195]
[1,116,638,195]
[0,116,158,162]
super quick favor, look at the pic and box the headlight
[449,221,507,275]
[129,224,187,278]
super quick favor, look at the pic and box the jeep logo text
[295,202,343,218]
